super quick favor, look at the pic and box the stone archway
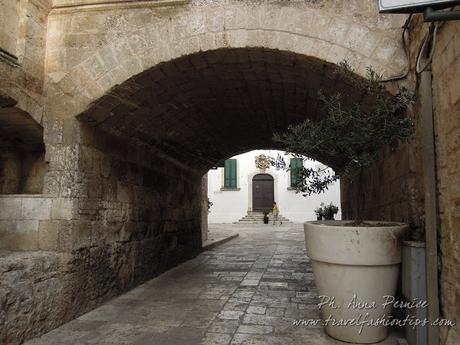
[74,48,370,172]
[41,47,375,322]
[3,0,460,343]
[1,2,416,343]
[55,48,366,329]
[44,0,407,121]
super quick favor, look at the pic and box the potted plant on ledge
[314,202,339,221]
[273,62,414,344]
[314,204,324,221]
[323,202,339,220]
[262,208,271,224]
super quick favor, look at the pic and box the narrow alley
[25,224,402,345]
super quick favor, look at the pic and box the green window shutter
[224,159,237,188]
[290,158,303,188]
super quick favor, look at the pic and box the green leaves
[273,61,415,195]
[315,202,340,220]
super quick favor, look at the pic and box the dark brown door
[252,174,274,211]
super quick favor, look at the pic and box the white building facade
[207,150,342,223]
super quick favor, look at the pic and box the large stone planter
[304,220,408,344]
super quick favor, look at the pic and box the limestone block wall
[0,0,26,56]
[0,195,52,250]
[0,251,72,344]
[0,122,204,344]
[62,124,203,304]
[43,0,407,124]
[0,0,51,121]
[340,141,424,236]
[0,195,82,253]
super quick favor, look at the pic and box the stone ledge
[202,233,239,251]
[0,194,52,198]
[0,195,52,221]
[0,195,76,251]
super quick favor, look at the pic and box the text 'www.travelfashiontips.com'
[293,294,455,334]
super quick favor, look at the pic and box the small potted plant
[323,202,339,220]
[273,61,414,343]
[314,204,324,220]
[262,208,271,224]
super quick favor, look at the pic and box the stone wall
[44,0,407,122]
[430,18,460,345]
[340,141,424,237]
[0,250,71,344]
[0,0,26,57]
[0,195,52,250]
[0,122,204,344]
[0,0,50,121]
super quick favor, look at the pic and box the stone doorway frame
[247,170,277,212]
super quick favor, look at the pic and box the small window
[290,158,303,188]
[224,159,237,189]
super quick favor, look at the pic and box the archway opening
[206,149,341,226]
[65,46,375,331]
[75,47,363,256]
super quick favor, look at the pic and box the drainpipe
[424,6,460,22]
[419,69,440,345]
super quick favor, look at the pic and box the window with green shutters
[224,159,237,189]
[290,158,303,188]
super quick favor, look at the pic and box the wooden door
[252,174,274,211]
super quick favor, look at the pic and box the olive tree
[272,61,414,222]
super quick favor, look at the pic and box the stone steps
[236,212,291,224]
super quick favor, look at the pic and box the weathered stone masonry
[0,0,459,344]
[1,121,203,343]
[429,17,460,345]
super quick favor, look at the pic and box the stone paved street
[25,224,402,345]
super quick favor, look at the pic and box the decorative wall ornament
[255,154,270,170]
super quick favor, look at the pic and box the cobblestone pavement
[26,224,402,345]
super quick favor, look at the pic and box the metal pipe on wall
[419,70,440,345]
